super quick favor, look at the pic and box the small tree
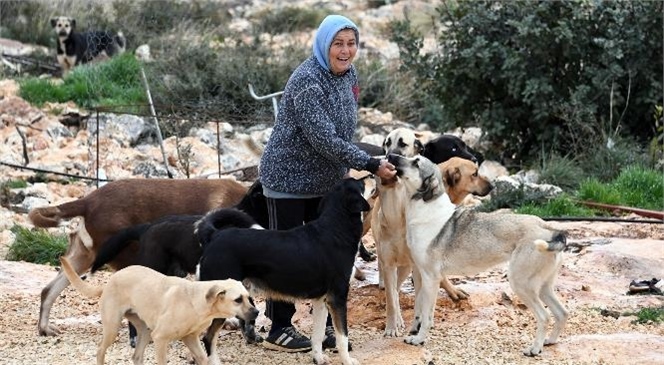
[390,0,663,166]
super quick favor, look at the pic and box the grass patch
[5,179,28,189]
[631,307,664,324]
[578,166,663,211]
[517,195,599,217]
[19,53,145,110]
[6,225,67,266]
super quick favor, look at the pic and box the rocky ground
[0,220,663,365]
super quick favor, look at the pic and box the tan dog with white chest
[60,257,258,365]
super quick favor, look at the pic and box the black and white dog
[198,178,370,365]
[50,16,126,75]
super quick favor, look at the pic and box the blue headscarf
[312,15,359,72]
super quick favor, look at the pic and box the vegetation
[19,53,144,109]
[389,1,663,167]
[578,165,664,211]
[6,225,67,266]
[631,307,664,325]
[480,163,662,217]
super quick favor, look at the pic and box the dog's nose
[387,153,399,165]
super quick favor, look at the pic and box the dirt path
[1,221,663,364]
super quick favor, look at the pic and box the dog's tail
[60,257,103,299]
[91,223,151,273]
[28,199,87,228]
[195,208,259,248]
[534,232,567,252]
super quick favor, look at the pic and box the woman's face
[329,29,357,75]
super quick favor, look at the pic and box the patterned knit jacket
[259,55,377,196]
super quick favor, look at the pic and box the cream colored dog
[60,257,258,365]
[389,154,569,356]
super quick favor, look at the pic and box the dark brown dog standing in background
[28,178,248,337]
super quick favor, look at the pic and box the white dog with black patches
[388,153,569,356]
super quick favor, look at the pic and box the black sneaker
[262,326,312,353]
[322,326,353,352]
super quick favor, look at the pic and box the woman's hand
[376,159,396,180]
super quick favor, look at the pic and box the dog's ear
[206,286,226,303]
[416,173,441,202]
[50,18,57,28]
[414,139,424,155]
[70,18,76,30]
[444,167,461,189]
[345,190,371,213]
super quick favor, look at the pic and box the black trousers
[264,196,333,334]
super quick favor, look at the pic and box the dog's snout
[387,153,399,165]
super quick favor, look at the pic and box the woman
[259,14,396,353]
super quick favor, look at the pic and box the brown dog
[28,178,248,336]
[60,257,258,365]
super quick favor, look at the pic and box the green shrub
[19,53,144,109]
[632,307,664,324]
[144,34,308,129]
[536,153,585,191]
[390,1,663,167]
[6,225,67,266]
[576,135,653,182]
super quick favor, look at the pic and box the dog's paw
[544,338,557,346]
[383,327,400,337]
[450,288,469,301]
[245,333,263,344]
[341,357,360,365]
[404,335,425,346]
[38,324,61,336]
[523,346,542,357]
[313,352,331,365]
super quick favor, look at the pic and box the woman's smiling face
[328,29,357,75]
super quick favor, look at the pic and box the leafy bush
[6,225,67,266]
[19,53,144,109]
[144,34,308,129]
[390,1,663,166]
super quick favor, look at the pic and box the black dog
[198,178,370,365]
[422,134,484,166]
[50,16,126,75]
[91,180,267,347]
